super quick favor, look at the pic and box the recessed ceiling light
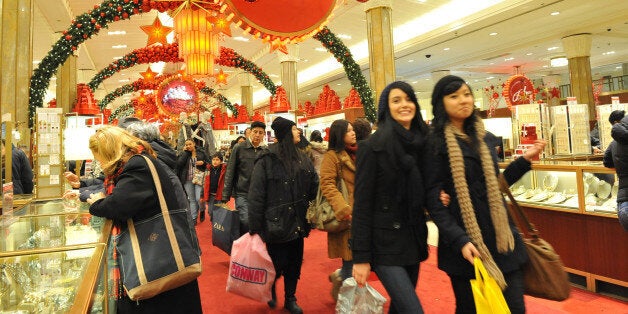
[307,93,311,96]
[547,46,559,51]
[33,60,41,64]
[408,59,414,63]
[550,11,560,16]
[315,47,327,52]
[118,79,130,82]
[113,56,122,60]
[486,76,494,80]
[526,52,533,56]
[504,57,514,61]
[232,36,249,42]
[489,32,498,36]
[337,34,352,40]
[107,31,126,35]
[550,57,568,67]
[443,47,450,51]
[412,81,418,84]
[617,66,623,69]
[425,78,430,80]
[112,44,127,49]
[602,51,616,55]
[269,74,279,78]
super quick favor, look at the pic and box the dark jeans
[450,268,525,314]
[266,237,304,302]
[235,195,249,235]
[373,264,423,314]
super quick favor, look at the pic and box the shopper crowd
[30,76,555,314]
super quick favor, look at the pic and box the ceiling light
[526,52,533,56]
[617,66,623,69]
[107,31,126,35]
[315,47,327,52]
[443,47,450,51]
[602,51,616,55]
[269,74,279,78]
[550,11,560,16]
[118,79,130,82]
[112,44,127,49]
[412,81,418,84]
[33,60,41,64]
[489,32,498,36]
[113,56,122,60]
[337,83,342,86]
[408,59,414,63]
[232,36,249,42]
[547,46,559,51]
[550,57,568,67]
[486,76,494,80]
[337,34,352,40]
[504,57,514,61]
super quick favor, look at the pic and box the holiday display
[312,85,342,115]
[218,47,276,95]
[140,16,173,46]
[156,77,199,116]
[72,84,100,115]
[313,27,375,122]
[503,74,535,111]
[269,86,291,113]
[343,88,363,109]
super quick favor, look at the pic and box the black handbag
[211,202,240,255]
[499,175,571,301]
[115,155,202,301]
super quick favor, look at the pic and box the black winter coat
[89,153,202,313]
[610,116,628,202]
[351,130,430,266]
[247,145,318,244]
[222,139,267,200]
[150,139,177,171]
[425,133,531,278]
[175,147,209,185]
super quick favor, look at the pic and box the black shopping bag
[212,203,240,255]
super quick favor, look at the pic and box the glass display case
[0,198,112,313]
[502,161,618,216]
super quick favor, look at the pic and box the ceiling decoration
[140,16,173,46]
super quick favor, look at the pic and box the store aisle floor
[194,218,627,313]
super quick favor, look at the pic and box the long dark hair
[309,130,323,143]
[377,81,428,134]
[430,75,480,148]
[276,133,302,177]
[328,119,351,153]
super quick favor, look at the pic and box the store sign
[503,74,534,110]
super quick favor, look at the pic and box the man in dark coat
[2,140,34,194]
[607,111,628,230]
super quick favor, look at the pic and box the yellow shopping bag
[470,257,510,314]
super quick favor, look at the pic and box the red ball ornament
[114,16,120,21]
[63,30,68,35]
[72,46,77,51]
[83,34,88,39]
[108,3,113,7]
[117,6,122,11]
[91,18,96,24]
[65,35,72,40]
[95,24,101,30]
[122,12,129,18]
[100,12,106,17]
[76,23,82,28]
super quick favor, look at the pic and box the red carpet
[195,216,627,313]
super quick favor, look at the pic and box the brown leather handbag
[499,175,571,301]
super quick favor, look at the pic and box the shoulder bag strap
[128,155,186,286]
[498,173,539,239]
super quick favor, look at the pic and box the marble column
[56,55,77,113]
[238,72,253,115]
[561,33,594,121]
[364,0,395,108]
[1,0,33,148]
[277,44,299,110]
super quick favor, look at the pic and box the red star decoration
[140,67,157,81]
[208,14,231,37]
[140,17,173,46]
[215,69,228,85]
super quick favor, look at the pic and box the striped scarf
[105,163,126,300]
[444,120,514,289]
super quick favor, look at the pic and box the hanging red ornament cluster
[269,86,291,113]
[312,85,342,115]
[343,88,363,109]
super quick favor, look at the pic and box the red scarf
[105,160,127,300]
[345,144,358,161]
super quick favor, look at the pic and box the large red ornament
[502,74,534,111]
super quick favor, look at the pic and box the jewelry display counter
[0,198,113,313]
[501,161,627,299]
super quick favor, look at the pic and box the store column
[277,44,299,110]
[0,0,34,147]
[364,0,395,105]
[56,55,77,113]
[562,33,595,121]
[238,72,253,114]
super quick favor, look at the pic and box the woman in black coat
[247,117,318,314]
[425,75,545,314]
[176,139,209,223]
[87,126,202,314]
[352,81,431,313]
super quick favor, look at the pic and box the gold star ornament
[140,67,157,81]
[140,17,173,46]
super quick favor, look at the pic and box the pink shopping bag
[226,233,277,303]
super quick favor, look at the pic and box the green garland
[313,26,376,123]
[29,0,145,127]
[109,103,135,122]
[98,84,135,109]
[218,47,276,95]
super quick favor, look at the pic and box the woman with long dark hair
[426,75,545,313]
[247,117,319,314]
[320,119,357,301]
[352,81,431,313]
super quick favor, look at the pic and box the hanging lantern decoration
[174,7,220,77]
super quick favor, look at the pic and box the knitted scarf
[444,120,513,289]
[105,161,127,300]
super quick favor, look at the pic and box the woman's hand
[352,263,371,287]
[523,139,547,161]
[86,192,106,205]
[440,190,451,207]
[461,242,480,265]
[195,160,204,166]
[64,171,80,188]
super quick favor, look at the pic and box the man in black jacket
[2,139,34,194]
[222,121,267,234]
[605,110,628,230]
